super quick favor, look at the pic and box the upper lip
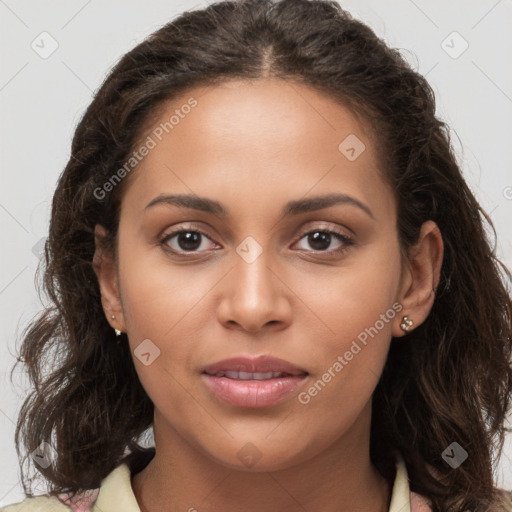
[203,355,308,376]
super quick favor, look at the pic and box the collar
[390,452,433,512]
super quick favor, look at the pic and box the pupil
[178,232,201,251]
[309,232,330,251]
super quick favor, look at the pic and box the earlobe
[93,224,126,333]
[393,220,444,337]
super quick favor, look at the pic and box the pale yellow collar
[389,452,415,512]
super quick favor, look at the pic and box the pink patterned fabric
[57,488,100,512]
[410,490,433,511]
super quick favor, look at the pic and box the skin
[93,77,443,512]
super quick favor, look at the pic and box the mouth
[202,354,308,376]
[203,370,304,379]
[201,355,309,408]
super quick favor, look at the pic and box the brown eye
[160,229,217,254]
[293,229,354,255]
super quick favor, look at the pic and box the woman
[3,0,512,511]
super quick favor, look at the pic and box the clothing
[0,453,433,511]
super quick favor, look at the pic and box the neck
[131,405,392,512]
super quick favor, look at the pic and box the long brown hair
[12,1,512,510]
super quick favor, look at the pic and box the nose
[216,247,292,333]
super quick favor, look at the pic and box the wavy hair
[12,0,512,510]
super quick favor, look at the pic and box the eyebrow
[144,192,374,219]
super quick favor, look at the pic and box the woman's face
[101,78,412,471]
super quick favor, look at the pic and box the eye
[159,225,354,257]
[292,227,354,256]
[160,228,218,255]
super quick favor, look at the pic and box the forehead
[153,78,374,154]
[121,77,393,220]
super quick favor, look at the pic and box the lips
[207,370,291,380]
[201,355,308,408]
[202,355,308,377]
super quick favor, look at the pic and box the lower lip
[202,374,307,408]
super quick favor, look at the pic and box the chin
[202,438,315,473]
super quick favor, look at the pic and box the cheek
[294,238,402,402]
[118,234,213,341]
[294,298,398,436]
[118,262,201,421]
[299,234,402,343]
[115,235,203,390]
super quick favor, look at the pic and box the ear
[392,220,444,337]
[92,224,126,333]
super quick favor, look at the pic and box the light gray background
[1,0,511,506]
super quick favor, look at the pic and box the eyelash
[159,225,354,258]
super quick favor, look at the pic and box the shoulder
[0,483,100,512]
[409,487,512,512]
[1,463,135,512]
[0,495,72,511]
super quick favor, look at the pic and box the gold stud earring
[400,316,414,332]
